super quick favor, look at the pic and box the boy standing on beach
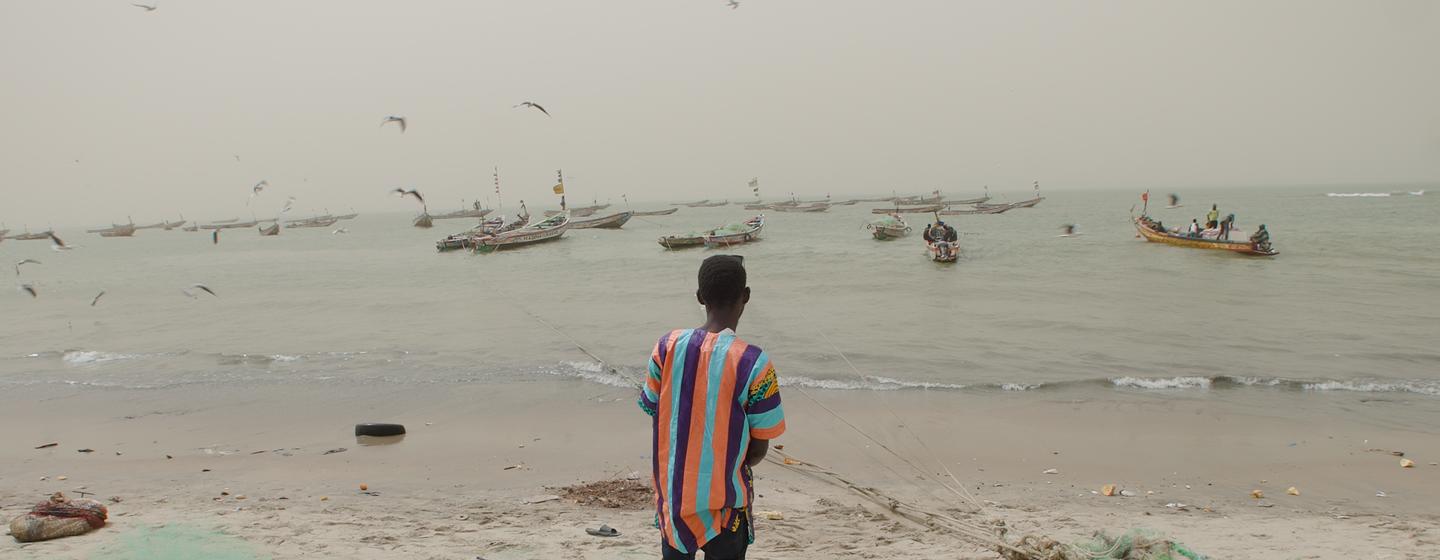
[639,255,786,560]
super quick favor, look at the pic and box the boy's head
[697,255,749,312]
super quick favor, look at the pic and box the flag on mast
[554,169,566,209]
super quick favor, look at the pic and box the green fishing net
[1003,529,1205,560]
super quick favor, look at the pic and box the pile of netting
[1000,529,1206,560]
[8,492,109,542]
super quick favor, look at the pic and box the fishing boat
[201,220,258,230]
[773,203,830,213]
[657,216,762,249]
[703,216,764,248]
[633,208,678,216]
[472,212,570,253]
[413,213,433,228]
[545,207,599,218]
[9,230,54,241]
[939,204,1012,216]
[182,224,199,232]
[258,222,280,236]
[1133,213,1277,256]
[894,194,944,205]
[872,204,944,214]
[285,216,339,228]
[833,200,859,206]
[335,211,359,220]
[570,211,633,230]
[688,200,729,208]
[928,240,959,263]
[946,196,991,205]
[437,214,531,252]
[97,224,137,237]
[432,207,492,220]
[867,214,911,240]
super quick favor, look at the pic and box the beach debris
[783,457,802,465]
[503,463,528,471]
[355,423,406,437]
[758,510,784,520]
[323,448,348,455]
[221,490,230,496]
[774,444,784,451]
[1250,489,1264,499]
[359,483,368,491]
[1400,458,1415,468]
[1001,528,1206,560]
[320,496,329,501]
[56,476,68,481]
[234,495,246,500]
[1041,469,1059,475]
[456,514,469,521]
[1365,448,1404,456]
[555,479,651,509]
[585,525,620,537]
[1119,490,1137,497]
[1287,487,1300,496]
[8,493,108,543]
[77,449,94,453]
[1101,484,1118,497]
[1375,491,1387,498]
[521,494,560,505]
[1164,502,1189,511]
[108,496,123,504]
[1255,500,1275,508]
[35,443,58,449]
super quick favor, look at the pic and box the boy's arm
[745,439,769,467]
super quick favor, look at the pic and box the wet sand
[3,380,1438,558]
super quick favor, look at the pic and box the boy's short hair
[698,255,746,307]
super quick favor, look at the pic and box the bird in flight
[131,3,157,12]
[281,196,296,214]
[514,102,550,117]
[381,116,407,133]
[252,180,268,197]
[91,290,106,307]
[14,259,40,276]
[392,188,425,205]
[727,0,740,9]
[183,283,218,298]
[18,284,37,298]
[332,228,349,235]
[233,154,241,163]
[49,232,72,251]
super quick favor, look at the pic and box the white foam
[269,354,302,362]
[1000,383,1044,391]
[1228,376,1284,387]
[62,351,142,365]
[548,361,637,388]
[1110,376,1212,390]
[1302,380,1440,396]
[1326,192,1390,197]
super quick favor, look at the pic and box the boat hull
[633,208,678,216]
[570,211,633,230]
[413,214,433,228]
[873,204,944,214]
[928,241,959,262]
[473,214,569,253]
[870,226,909,240]
[1133,216,1277,256]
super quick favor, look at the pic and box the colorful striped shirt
[639,328,786,553]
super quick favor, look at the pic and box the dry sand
[2,380,1437,559]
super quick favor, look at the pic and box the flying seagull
[131,3,157,12]
[727,0,740,9]
[49,232,72,251]
[381,116,407,133]
[183,283,217,298]
[14,259,40,276]
[18,284,37,298]
[514,102,550,117]
[281,196,296,214]
[91,290,106,307]
[252,180,268,197]
[332,227,349,235]
[392,188,425,205]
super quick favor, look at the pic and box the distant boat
[201,220,258,230]
[258,222,280,236]
[285,215,339,228]
[773,203,830,213]
[437,213,532,252]
[868,214,910,240]
[872,204,944,214]
[689,200,729,208]
[413,213,433,228]
[939,205,1012,215]
[833,200,859,206]
[472,212,570,253]
[946,196,990,205]
[658,216,763,250]
[98,224,137,237]
[569,211,633,230]
[673,199,708,207]
[545,207,599,218]
[633,208,678,216]
[211,218,240,224]
[9,229,54,241]
[335,211,359,220]
[432,208,492,220]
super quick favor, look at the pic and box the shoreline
[3,380,1437,558]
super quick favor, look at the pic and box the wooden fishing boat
[895,194,944,205]
[867,214,910,240]
[570,211,633,230]
[432,208,492,220]
[97,224,137,237]
[833,200,859,206]
[703,215,764,248]
[743,203,775,210]
[633,208,679,216]
[9,230,54,241]
[946,196,990,205]
[285,216,339,228]
[472,213,569,253]
[872,204,944,214]
[413,213,433,228]
[201,220,258,230]
[658,216,762,249]
[1133,214,1277,256]
[437,214,531,252]
[545,207,599,218]
[939,204,1012,216]
[258,222,280,236]
[688,200,729,208]
[773,203,830,213]
[928,241,959,263]
[335,212,359,220]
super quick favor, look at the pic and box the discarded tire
[354,423,406,437]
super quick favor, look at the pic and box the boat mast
[494,166,502,211]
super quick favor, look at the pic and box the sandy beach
[4,379,1437,559]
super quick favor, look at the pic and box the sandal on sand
[586,525,620,537]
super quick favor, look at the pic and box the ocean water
[2,186,1437,404]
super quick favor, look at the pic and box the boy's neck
[701,310,740,334]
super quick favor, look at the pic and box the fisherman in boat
[1206,204,1220,229]
[1187,219,1201,238]
[923,220,957,243]
[1219,214,1235,240]
[1250,224,1271,252]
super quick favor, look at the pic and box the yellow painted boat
[1133,214,1277,256]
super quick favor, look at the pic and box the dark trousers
[661,517,749,560]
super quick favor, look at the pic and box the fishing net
[8,492,108,542]
[999,529,1206,560]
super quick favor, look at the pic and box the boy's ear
[742,287,751,304]
[696,289,705,306]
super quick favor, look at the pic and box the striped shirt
[639,328,786,553]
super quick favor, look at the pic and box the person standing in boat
[640,255,786,560]
[1206,204,1220,229]
[1250,224,1270,251]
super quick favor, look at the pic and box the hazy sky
[2,1,1437,226]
